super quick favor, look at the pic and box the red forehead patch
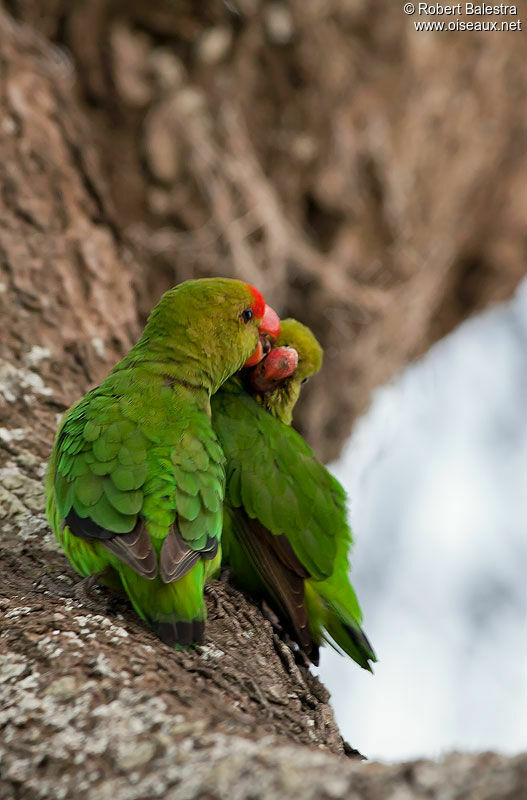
[246,284,265,320]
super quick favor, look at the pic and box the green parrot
[212,318,376,669]
[46,278,280,647]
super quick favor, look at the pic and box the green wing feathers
[45,277,281,647]
[214,388,340,580]
[213,381,376,670]
[223,504,318,662]
[47,376,225,646]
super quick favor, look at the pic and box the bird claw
[204,582,225,618]
[34,574,77,598]
[35,571,110,612]
[260,600,283,632]
[272,634,307,688]
[292,645,312,670]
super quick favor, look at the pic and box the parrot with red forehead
[212,319,376,669]
[46,278,279,647]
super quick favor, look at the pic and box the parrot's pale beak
[249,346,299,392]
[244,338,265,367]
[244,305,281,367]
[259,305,280,342]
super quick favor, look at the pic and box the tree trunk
[0,6,525,798]
[4,0,526,460]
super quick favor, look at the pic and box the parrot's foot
[204,583,226,618]
[70,572,109,610]
[35,571,111,611]
[34,574,80,598]
[266,609,319,668]
[261,602,313,667]
[260,600,283,632]
[292,645,313,670]
[272,634,307,685]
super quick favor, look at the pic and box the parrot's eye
[301,377,309,385]
[241,308,253,324]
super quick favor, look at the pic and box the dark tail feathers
[342,622,377,671]
[153,618,205,648]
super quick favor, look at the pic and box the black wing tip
[343,622,377,668]
[102,521,158,579]
[201,536,219,560]
[160,527,218,584]
[309,642,320,666]
[66,510,159,579]
[153,619,205,648]
[65,508,115,541]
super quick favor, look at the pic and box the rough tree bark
[0,14,347,796]
[0,6,525,799]
[4,0,526,460]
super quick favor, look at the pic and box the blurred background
[9,0,525,760]
[321,279,527,760]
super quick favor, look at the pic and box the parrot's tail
[153,618,205,648]
[325,614,377,672]
[306,581,376,670]
[118,563,207,648]
[306,574,377,671]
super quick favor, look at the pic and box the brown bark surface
[5,0,526,460]
[0,12,351,795]
[0,4,525,798]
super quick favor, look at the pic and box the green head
[249,318,323,425]
[124,278,279,394]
